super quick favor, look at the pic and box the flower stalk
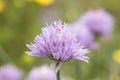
[57,69,60,80]
[51,61,61,80]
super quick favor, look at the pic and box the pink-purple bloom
[26,20,89,62]
[26,65,57,80]
[80,9,114,39]
[0,64,23,80]
[71,22,98,49]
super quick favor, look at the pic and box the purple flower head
[26,20,89,62]
[26,65,57,80]
[71,22,99,49]
[80,9,114,39]
[0,64,23,80]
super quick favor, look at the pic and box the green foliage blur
[0,0,120,80]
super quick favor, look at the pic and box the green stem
[57,69,60,80]
[51,61,61,80]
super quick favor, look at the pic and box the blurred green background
[0,0,120,80]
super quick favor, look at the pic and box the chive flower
[26,20,89,62]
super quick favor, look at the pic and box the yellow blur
[22,54,33,64]
[113,50,120,64]
[0,0,5,12]
[27,0,54,6]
